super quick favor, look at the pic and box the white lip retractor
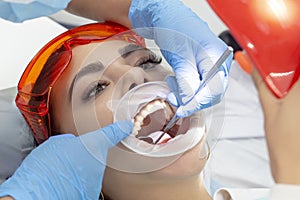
[113,81,205,157]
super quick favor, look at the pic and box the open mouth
[115,81,205,157]
[133,99,191,145]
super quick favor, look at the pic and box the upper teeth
[132,99,173,136]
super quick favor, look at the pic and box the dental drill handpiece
[154,47,233,144]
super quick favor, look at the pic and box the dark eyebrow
[68,61,105,101]
[119,43,146,58]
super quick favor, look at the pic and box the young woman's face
[50,39,208,199]
[51,40,171,133]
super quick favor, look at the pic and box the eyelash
[82,80,110,101]
[135,51,162,70]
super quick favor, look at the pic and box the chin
[148,134,208,179]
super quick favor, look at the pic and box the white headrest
[0,87,35,184]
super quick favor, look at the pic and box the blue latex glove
[0,121,133,200]
[129,0,233,118]
[0,0,70,22]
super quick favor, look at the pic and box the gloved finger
[166,76,180,107]
[79,120,133,153]
[197,48,232,83]
[170,59,201,105]
[176,70,227,117]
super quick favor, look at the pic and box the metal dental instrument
[154,46,233,144]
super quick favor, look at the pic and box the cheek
[70,87,116,134]
[51,85,77,135]
[73,101,114,134]
[52,103,77,135]
[95,88,115,128]
[96,102,114,128]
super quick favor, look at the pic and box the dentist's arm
[251,68,300,185]
[248,58,300,200]
[66,0,132,28]
[0,121,133,200]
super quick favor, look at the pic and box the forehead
[70,40,132,72]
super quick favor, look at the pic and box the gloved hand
[0,0,70,22]
[129,0,233,117]
[0,121,133,200]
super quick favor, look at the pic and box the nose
[129,83,138,90]
[113,67,149,99]
[128,78,148,91]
